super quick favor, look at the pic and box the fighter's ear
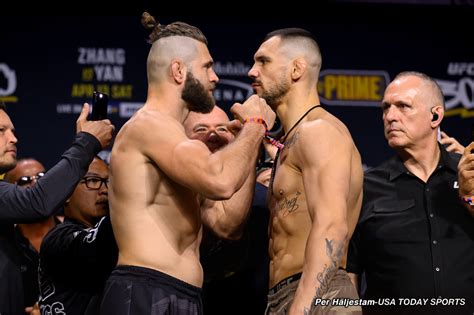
[170,59,186,84]
[291,58,306,81]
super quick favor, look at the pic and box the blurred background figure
[0,101,114,314]
[439,130,465,154]
[4,158,60,313]
[256,158,273,188]
[184,106,235,153]
[39,157,117,315]
[184,106,270,315]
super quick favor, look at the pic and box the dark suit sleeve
[0,132,101,223]
[347,225,363,274]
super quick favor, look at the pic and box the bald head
[184,106,230,133]
[5,158,45,186]
[392,71,445,110]
[184,106,234,153]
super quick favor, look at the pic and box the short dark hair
[264,28,315,43]
[141,12,208,45]
[0,101,6,112]
[263,27,322,75]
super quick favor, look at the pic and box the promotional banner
[2,15,473,169]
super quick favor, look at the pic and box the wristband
[243,117,268,131]
[243,117,285,149]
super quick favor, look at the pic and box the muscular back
[109,108,204,287]
[268,108,363,287]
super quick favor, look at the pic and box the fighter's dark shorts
[100,265,203,315]
[265,268,361,315]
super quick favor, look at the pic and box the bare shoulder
[299,112,352,146]
[293,112,358,166]
[116,109,182,145]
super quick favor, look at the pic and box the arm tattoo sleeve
[314,238,344,298]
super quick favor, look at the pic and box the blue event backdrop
[2,13,474,170]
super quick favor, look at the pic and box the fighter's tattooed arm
[315,238,344,297]
[285,109,357,314]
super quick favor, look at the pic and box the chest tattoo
[278,191,302,216]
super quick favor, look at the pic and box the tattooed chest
[274,190,303,217]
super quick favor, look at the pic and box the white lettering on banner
[0,63,17,95]
[214,61,250,76]
[59,47,132,115]
[119,102,143,118]
[77,47,126,65]
[94,65,123,82]
[447,62,474,76]
[56,104,73,113]
[437,78,474,109]
[214,79,253,103]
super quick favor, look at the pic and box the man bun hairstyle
[141,12,208,45]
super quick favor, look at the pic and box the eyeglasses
[16,172,45,186]
[80,176,109,190]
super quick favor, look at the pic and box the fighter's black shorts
[100,265,203,315]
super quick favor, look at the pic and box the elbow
[321,221,349,243]
[338,224,349,243]
[204,213,245,241]
[212,225,244,241]
[213,185,235,200]
[203,178,237,200]
[222,226,244,241]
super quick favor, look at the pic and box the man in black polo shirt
[347,71,474,314]
[39,156,117,315]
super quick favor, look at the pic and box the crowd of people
[1,11,473,315]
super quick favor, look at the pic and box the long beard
[182,72,215,114]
